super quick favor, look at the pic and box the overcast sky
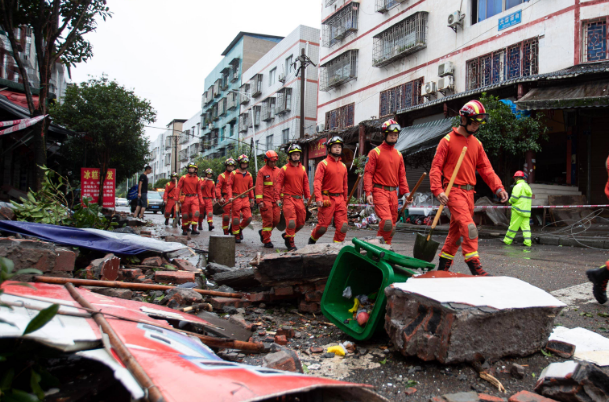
[71,0,321,142]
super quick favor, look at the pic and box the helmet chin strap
[460,119,477,135]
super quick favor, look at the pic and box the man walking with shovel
[216,158,236,235]
[429,100,508,276]
[230,155,255,243]
[256,150,281,248]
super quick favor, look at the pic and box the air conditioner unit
[278,73,286,83]
[316,124,325,133]
[438,61,454,77]
[437,76,455,92]
[423,81,437,96]
[448,11,465,29]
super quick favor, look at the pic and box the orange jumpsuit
[276,162,310,239]
[256,165,280,244]
[430,128,504,263]
[230,170,254,236]
[364,142,409,244]
[163,181,179,219]
[216,171,233,235]
[198,179,216,226]
[177,174,202,230]
[310,156,348,243]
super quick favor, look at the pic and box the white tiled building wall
[317,0,609,127]
[179,111,203,170]
[240,25,321,154]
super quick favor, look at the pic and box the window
[322,2,359,47]
[266,135,274,151]
[262,97,276,121]
[282,128,290,144]
[372,12,428,67]
[239,114,249,132]
[253,106,261,126]
[583,17,608,62]
[475,0,527,23]
[379,78,423,117]
[320,50,358,91]
[13,71,19,83]
[325,0,338,6]
[325,103,355,131]
[276,88,292,114]
[376,0,406,13]
[229,123,234,137]
[251,74,263,97]
[466,37,538,90]
[269,68,276,86]
[240,83,250,104]
[285,55,293,75]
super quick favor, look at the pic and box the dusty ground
[128,207,609,401]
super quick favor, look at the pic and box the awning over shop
[516,79,609,110]
[395,118,454,156]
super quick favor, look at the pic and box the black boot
[308,237,317,245]
[264,242,274,249]
[208,222,214,231]
[235,229,241,243]
[287,237,297,252]
[258,229,264,243]
[191,225,200,235]
[587,265,609,304]
[164,218,169,226]
[437,256,453,272]
[181,230,189,236]
[282,233,290,248]
[466,258,490,276]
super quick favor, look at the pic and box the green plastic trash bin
[320,238,436,341]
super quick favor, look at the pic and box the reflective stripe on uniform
[440,252,454,260]
[322,160,328,165]
[464,251,479,260]
[512,206,531,213]
[256,195,263,199]
[263,182,273,185]
[373,147,380,155]
[262,227,273,231]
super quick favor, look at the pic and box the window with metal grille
[253,106,261,126]
[465,37,538,91]
[276,88,292,114]
[325,0,338,6]
[322,2,359,47]
[583,17,608,63]
[269,68,276,86]
[262,97,276,121]
[219,97,226,116]
[376,0,407,13]
[239,114,249,132]
[320,50,358,91]
[266,134,274,151]
[251,74,263,97]
[214,80,221,97]
[372,12,428,67]
[282,128,290,144]
[325,103,355,131]
[240,83,250,104]
[379,78,423,117]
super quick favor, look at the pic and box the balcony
[219,97,226,116]
[164,156,171,166]
[214,80,221,97]
[372,11,428,67]
[164,139,172,150]
[375,0,406,13]
[227,92,237,110]
[180,131,189,144]
[320,50,358,91]
[179,150,188,162]
[251,74,263,98]
[262,97,275,121]
[230,58,240,82]
[322,2,359,47]
[239,114,249,132]
[276,88,292,114]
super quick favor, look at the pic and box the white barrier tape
[347,204,609,209]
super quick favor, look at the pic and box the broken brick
[262,350,302,373]
[209,297,251,310]
[85,254,120,281]
[120,268,143,280]
[479,394,507,402]
[442,391,480,402]
[173,258,198,272]
[310,346,323,353]
[277,327,295,339]
[244,292,270,302]
[298,300,320,314]
[544,340,575,358]
[508,391,557,402]
[314,280,326,292]
[535,361,609,401]
[273,286,294,296]
[154,271,195,284]
[304,291,323,302]
[142,256,163,267]
[404,388,417,395]
[274,335,288,345]
[165,288,203,306]
[54,247,76,271]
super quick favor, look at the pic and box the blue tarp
[0,221,148,255]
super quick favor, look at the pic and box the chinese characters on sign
[309,138,327,159]
[498,10,522,31]
[81,168,116,208]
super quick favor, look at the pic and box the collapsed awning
[516,79,609,110]
[395,118,454,156]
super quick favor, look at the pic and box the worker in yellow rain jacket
[503,171,533,248]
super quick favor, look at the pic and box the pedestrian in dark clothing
[134,166,152,218]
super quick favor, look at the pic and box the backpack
[127,185,139,200]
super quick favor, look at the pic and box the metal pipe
[65,283,166,402]
[35,276,243,298]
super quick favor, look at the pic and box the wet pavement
[128,207,609,401]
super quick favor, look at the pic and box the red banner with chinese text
[309,137,327,159]
[81,168,116,208]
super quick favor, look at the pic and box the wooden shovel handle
[221,186,255,207]
[306,194,315,208]
[427,146,468,240]
[398,172,427,217]
[346,174,362,206]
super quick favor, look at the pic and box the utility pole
[296,46,316,139]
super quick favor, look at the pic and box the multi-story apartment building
[317,0,609,203]
[179,111,203,171]
[148,119,186,184]
[239,25,320,156]
[200,32,283,159]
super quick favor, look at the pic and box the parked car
[147,191,164,214]
[115,197,129,207]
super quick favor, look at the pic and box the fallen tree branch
[35,276,243,298]
[479,372,506,393]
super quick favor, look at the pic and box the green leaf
[1,368,15,391]
[154,295,164,302]
[4,389,40,402]
[23,304,59,335]
[405,380,417,388]
[1,257,15,274]
[13,269,43,276]
[541,349,552,357]
[379,358,387,365]
[29,370,44,400]
[164,264,176,271]
[598,312,609,318]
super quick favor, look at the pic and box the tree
[0,0,111,190]
[51,76,156,205]
[153,178,169,189]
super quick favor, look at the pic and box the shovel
[219,186,255,208]
[413,146,468,262]
[277,194,315,231]
[398,172,427,219]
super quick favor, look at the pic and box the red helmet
[459,100,489,124]
[381,119,401,134]
[225,158,236,166]
[513,171,525,178]
[237,154,249,164]
[205,168,213,175]
[264,150,278,161]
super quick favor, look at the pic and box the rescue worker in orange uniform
[177,163,202,236]
[586,155,609,304]
[198,168,216,232]
[364,119,411,245]
[229,154,254,243]
[256,150,281,248]
[216,158,236,235]
[276,144,310,251]
[163,172,179,226]
[430,100,508,276]
[309,136,349,244]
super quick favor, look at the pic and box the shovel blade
[276,211,286,231]
[413,232,440,263]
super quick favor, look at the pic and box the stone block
[510,363,525,379]
[206,262,235,275]
[173,258,198,272]
[535,361,609,401]
[164,236,188,245]
[154,271,195,284]
[209,297,251,310]
[262,350,302,373]
[142,256,163,267]
[277,327,295,339]
[54,247,76,271]
[208,235,235,268]
[0,238,57,272]
[212,268,259,289]
[508,391,557,402]
[385,275,565,364]
[0,206,15,220]
[443,392,479,402]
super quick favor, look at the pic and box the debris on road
[549,326,609,366]
[535,360,609,401]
